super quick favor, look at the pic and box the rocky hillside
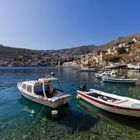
[0,44,98,66]
[54,45,98,55]
[0,44,97,58]
[0,45,83,66]
[99,34,140,64]
[98,33,140,51]
[0,45,33,58]
[0,33,140,66]
[121,41,140,64]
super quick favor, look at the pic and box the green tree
[117,47,126,54]
[104,54,121,62]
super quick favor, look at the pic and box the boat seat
[131,103,140,107]
[107,99,112,102]
[102,96,108,101]
[114,99,129,104]
[88,93,98,98]
[35,91,44,96]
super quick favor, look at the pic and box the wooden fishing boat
[77,87,140,117]
[17,74,72,108]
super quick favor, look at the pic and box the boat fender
[51,110,58,117]
[76,95,81,101]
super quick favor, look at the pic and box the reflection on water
[0,67,140,140]
[20,97,98,132]
[127,70,140,78]
[78,100,140,131]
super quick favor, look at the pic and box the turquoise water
[0,67,140,140]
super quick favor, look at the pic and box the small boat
[95,71,104,79]
[77,87,140,117]
[105,63,127,69]
[17,73,72,108]
[95,70,119,79]
[102,76,138,84]
[127,64,140,70]
[79,67,97,72]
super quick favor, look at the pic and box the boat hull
[77,91,140,117]
[95,73,102,79]
[20,91,71,108]
[102,77,137,84]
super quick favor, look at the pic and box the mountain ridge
[0,33,140,66]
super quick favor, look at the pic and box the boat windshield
[34,84,48,96]
[51,80,63,92]
[34,80,63,97]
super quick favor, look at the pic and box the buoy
[76,95,81,101]
[51,110,58,117]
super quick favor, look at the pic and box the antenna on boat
[57,80,64,92]
[51,72,64,92]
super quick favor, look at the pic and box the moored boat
[95,71,104,79]
[17,74,72,108]
[77,87,140,117]
[95,70,120,79]
[102,76,138,84]
[127,64,140,70]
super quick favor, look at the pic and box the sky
[0,0,140,50]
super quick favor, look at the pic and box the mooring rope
[19,105,45,139]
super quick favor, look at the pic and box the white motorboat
[95,71,104,79]
[17,74,72,108]
[95,70,119,79]
[77,87,140,117]
[127,64,140,70]
[105,63,127,69]
[102,76,138,84]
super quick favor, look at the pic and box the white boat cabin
[19,77,64,98]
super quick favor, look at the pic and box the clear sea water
[0,67,140,140]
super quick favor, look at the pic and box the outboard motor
[51,72,55,77]
[79,85,87,91]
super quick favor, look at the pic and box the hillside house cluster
[73,37,139,67]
